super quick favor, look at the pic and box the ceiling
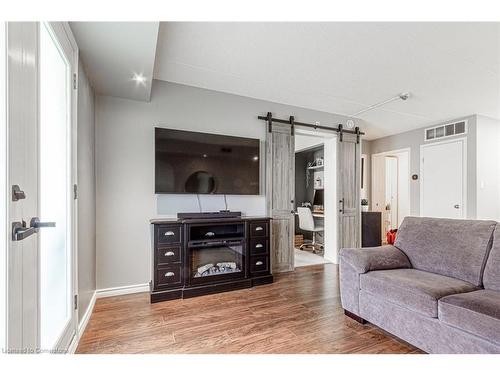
[70,22,159,102]
[71,22,500,140]
[154,22,500,139]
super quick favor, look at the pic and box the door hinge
[73,184,78,200]
[73,73,77,90]
[74,295,78,310]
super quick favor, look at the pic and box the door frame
[371,147,411,226]
[294,128,338,263]
[419,137,467,219]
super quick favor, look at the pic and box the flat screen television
[155,127,260,195]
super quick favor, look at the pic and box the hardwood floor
[76,264,424,354]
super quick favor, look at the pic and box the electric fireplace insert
[187,222,247,285]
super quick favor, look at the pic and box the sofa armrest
[340,245,411,274]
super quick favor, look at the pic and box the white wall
[95,80,357,289]
[476,115,500,221]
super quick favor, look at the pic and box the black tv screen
[155,128,260,195]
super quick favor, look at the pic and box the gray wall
[366,115,477,218]
[77,59,96,320]
[95,80,360,289]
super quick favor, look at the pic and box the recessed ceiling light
[252,156,259,161]
[346,119,355,129]
[132,73,146,84]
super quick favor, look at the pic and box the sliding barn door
[266,122,295,272]
[337,133,361,249]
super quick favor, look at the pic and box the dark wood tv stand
[150,216,273,303]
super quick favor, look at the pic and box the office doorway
[293,129,337,267]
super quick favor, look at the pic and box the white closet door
[421,138,466,219]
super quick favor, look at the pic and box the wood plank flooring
[76,264,424,354]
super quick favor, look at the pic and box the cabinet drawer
[249,238,269,255]
[157,246,181,265]
[250,256,269,274]
[249,222,268,238]
[157,225,181,244]
[156,264,182,288]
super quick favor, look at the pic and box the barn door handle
[339,199,344,213]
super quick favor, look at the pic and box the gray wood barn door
[337,133,361,249]
[266,122,295,272]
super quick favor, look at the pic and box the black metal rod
[257,115,365,135]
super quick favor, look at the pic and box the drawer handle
[165,231,175,236]
[205,232,215,237]
[164,251,175,257]
[255,226,264,231]
[255,244,263,248]
[164,271,175,277]
[255,261,263,266]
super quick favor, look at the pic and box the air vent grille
[425,120,467,141]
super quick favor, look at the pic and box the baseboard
[68,290,97,354]
[96,283,150,298]
[78,291,97,334]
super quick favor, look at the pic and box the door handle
[454,204,460,209]
[30,217,56,231]
[12,217,56,241]
[339,199,344,213]
[12,221,36,241]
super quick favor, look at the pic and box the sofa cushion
[360,269,478,318]
[340,245,411,274]
[394,217,496,286]
[439,290,500,345]
[484,225,500,291]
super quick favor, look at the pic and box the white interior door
[385,156,398,230]
[7,22,78,353]
[0,21,7,352]
[421,138,466,219]
[371,154,385,212]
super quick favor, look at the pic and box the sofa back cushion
[484,225,500,291]
[394,217,496,286]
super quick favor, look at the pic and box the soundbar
[177,211,242,220]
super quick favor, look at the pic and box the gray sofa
[340,216,500,354]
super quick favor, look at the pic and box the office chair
[297,207,324,253]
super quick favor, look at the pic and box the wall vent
[425,120,467,141]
